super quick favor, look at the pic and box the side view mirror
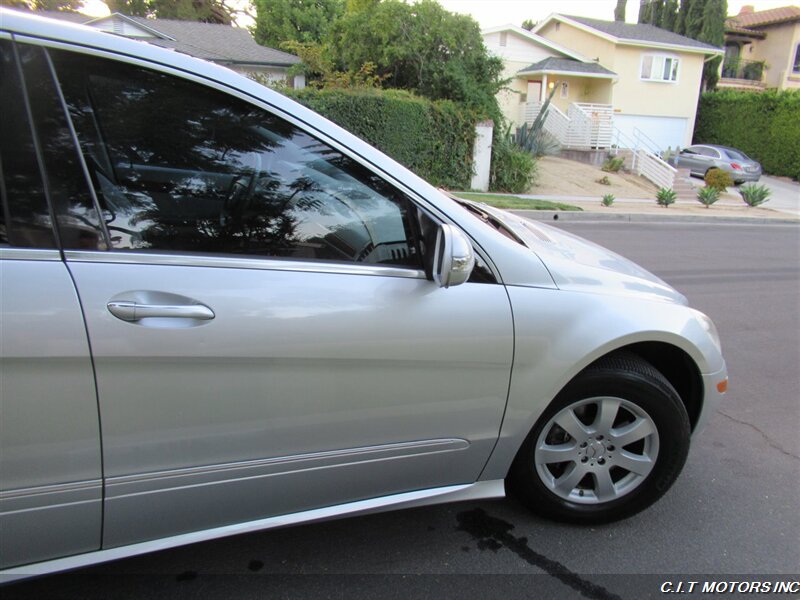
[433,224,475,288]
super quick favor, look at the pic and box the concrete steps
[672,168,696,200]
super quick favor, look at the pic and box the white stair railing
[524,102,570,145]
[573,103,614,148]
[522,101,676,190]
[635,149,677,190]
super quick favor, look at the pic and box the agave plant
[739,183,771,207]
[656,187,677,207]
[601,193,615,207]
[697,186,720,208]
[515,85,559,156]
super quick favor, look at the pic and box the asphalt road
[6,222,800,599]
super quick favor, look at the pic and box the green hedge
[284,88,478,189]
[694,89,800,180]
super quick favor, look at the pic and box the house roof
[27,9,90,24]
[724,23,767,38]
[517,57,617,78]
[534,14,723,55]
[123,16,300,66]
[727,6,800,29]
[23,10,299,68]
[481,24,592,63]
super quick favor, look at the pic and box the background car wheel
[508,352,690,524]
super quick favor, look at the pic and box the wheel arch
[587,342,704,432]
[479,336,708,483]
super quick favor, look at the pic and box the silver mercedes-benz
[0,10,727,582]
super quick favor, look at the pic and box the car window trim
[5,35,63,253]
[63,249,428,280]
[39,45,113,251]
[0,247,62,261]
[14,34,504,284]
[10,37,465,223]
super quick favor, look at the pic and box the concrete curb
[511,209,800,225]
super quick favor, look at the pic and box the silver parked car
[676,144,762,184]
[0,11,727,582]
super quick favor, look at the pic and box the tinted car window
[16,42,108,250]
[50,49,422,268]
[0,40,56,248]
[696,147,720,158]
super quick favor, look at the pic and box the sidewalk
[511,193,799,224]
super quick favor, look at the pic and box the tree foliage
[104,0,235,23]
[659,0,678,30]
[1,0,82,10]
[698,0,725,90]
[253,0,344,48]
[285,88,478,189]
[328,0,503,116]
[614,0,627,22]
[695,89,800,180]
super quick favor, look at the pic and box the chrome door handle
[107,301,215,322]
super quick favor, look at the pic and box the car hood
[464,202,687,305]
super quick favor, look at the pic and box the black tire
[507,352,690,524]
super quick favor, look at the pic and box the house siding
[536,21,617,68]
[537,21,706,147]
[746,22,800,89]
[485,31,565,125]
[611,47,705,117]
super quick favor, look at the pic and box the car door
[687,146,719,175]
[678,146,703,174]
[0,39,101,569]
[32,44,514,548]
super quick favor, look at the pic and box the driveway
[759,175,800,217]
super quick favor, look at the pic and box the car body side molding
[0,480,504,583]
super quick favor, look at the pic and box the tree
[105,0,150,17]
[659,0,678,30]
[105,0,236,23]
[698,0,726,90]
[614,0,627,21]
[674,0,690,34]
[328,0,503,115]
[1,0,82,9]
[638,0,652,24]
[521,18,537,31]
[253,0,344,48]
[684,0,705,38]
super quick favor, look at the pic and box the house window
[794,43,800,73]
[560,81,569,98]
[640,53,679,82]
[499,32,507,47]
[519,93,527,104]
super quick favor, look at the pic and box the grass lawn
[453,192,582,211]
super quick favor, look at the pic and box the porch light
[548,81,555,90]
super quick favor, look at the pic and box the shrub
[490,127,538,193]
[597,175,611,185]
[601,156,625,173]
[704,168,734,191]
[284,88,477,189]
[656,187,677,207]
[697,186,720,208]
[739,183,771,207]
[695,89,800,180]
[601,193,615,207]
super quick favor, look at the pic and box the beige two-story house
[484,14,722,152]
[720,5,800,91]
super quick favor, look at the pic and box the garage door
[613,115,689,153]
